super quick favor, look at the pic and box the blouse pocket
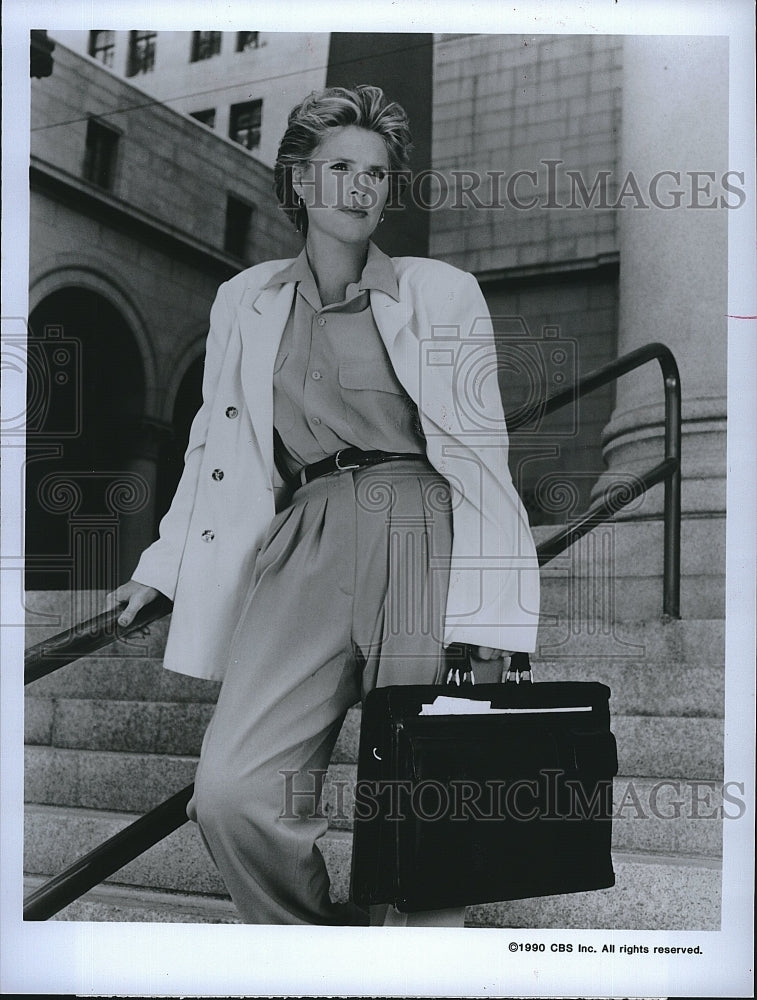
[338,361,406,395]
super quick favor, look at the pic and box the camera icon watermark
[418,315,578,438]
[2,316,82,439]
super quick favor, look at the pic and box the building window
[88,30,115,67]
[236,32,260,52]
[229,99,262,151]
[191,31,222,62]
[83,119,120,190]
[190,108,216,128]
[225,196,254,260]
[126,30,156,76]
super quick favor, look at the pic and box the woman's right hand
[105,580,160,628]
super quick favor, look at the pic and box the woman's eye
[330,162,348,171]
[369,169,387,181]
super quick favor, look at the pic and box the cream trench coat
[132,251,540,680]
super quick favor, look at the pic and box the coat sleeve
[413,269,541,653]
[131,282,233,600]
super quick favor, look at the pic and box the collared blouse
[264,242,427,477]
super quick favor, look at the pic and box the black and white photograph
[2,1,755,996]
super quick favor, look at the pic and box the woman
[108,85,540,926]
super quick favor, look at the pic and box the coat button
[317,317,326,326]
[201,530,215,542]
[311,416,322,426]
[311,370,322,380]
[225,406,238,419]
[211,469,224,481]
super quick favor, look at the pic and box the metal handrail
[23,341,681,919]
[504,341,681,619]
[24,594,174,686]
[23,785,194,921]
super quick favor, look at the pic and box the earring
[379,211,386,224]
[296,196,306,234]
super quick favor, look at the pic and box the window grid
[229,99,263,151]
[190,108,216,129]
[236,32,260,52]
[127,30,156,76]
[83,119,120,190]
[88,30,115,68]
[191,31,222,62]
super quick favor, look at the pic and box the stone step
[24,699,361,758]
[468,853,722,930]
[25,616,724,718]
[25,702,724,812]
[25,656,219,704]
[23,876,241,924]
[533,517,725,620]
[25,755,724,884]
[25,752,725,862]
[25,577,725,679]
[24,806,720,930]
[25,637,723,756]
[24,804,227,897]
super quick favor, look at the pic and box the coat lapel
[238,281,297,480]
[370,289,419,402]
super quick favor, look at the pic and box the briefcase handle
[505,650,533,685]
[444,645,534,686]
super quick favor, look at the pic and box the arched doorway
[26,288,146,591]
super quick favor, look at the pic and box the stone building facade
[28,40,301,591]
[57,29,330,169]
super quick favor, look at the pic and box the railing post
[662,357,682,619]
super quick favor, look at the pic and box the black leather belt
[290,448,426,489]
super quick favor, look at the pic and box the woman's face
[293,125,391,245]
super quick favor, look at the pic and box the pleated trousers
[188,458,468,925]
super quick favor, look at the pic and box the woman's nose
[348,173,372,204]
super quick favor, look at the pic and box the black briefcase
[350,652,618,912]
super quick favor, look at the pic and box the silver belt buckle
[334,449,361,472]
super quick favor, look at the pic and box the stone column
[598,35,729,620]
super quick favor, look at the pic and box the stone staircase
[23,554,724,928]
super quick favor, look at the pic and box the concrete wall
[430,33,622,273]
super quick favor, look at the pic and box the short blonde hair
[274,84,413,235]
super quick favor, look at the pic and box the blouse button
[201,530,215,542]
[211,469,224,481]
[311,370,322,380]
[225,406,238,419]
[317,317,326,327]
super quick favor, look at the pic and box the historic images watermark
[280,769,747,824]
[297,159,748,212]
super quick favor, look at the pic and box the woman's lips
[340,207,368,217]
